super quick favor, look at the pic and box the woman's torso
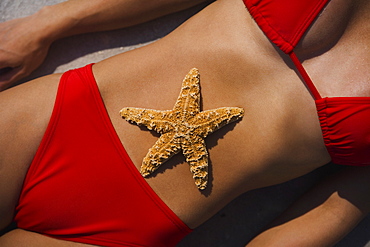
[2,0,369,245]
[93,0,370,228]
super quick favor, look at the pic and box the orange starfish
[120,68,244,190]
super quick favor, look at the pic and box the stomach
[90,0,330,229]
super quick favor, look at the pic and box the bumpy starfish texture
[120,68,244,190]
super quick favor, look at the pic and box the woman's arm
[246,166,370,247]
[35,0,211,39]
[0,0,210,90]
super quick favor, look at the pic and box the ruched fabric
[316,97,370,166]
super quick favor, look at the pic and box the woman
[0,0,369,246]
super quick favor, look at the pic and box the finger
[0,54,21,69]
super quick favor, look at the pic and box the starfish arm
[119,68,244,190]
[141,133,181,176]
[173,68,201,120]
[182,136,209,190]
[191,107,244,138]
[120,107,175,134]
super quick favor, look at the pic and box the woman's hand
[0,15,52,91]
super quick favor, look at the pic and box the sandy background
[1,1,369,246]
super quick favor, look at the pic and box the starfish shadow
[135,119,241,196]
[202,120,241,196]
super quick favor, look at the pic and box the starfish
[120,68,244,190]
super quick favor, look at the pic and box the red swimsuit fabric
[316,98,370,166]
[15,64,191,247]
[243,0,330,54]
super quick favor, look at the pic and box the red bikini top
[243,0,370,166]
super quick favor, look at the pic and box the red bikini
[15,64,191,247]
[244,0,370,166]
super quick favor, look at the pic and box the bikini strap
[289,52,322,100]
